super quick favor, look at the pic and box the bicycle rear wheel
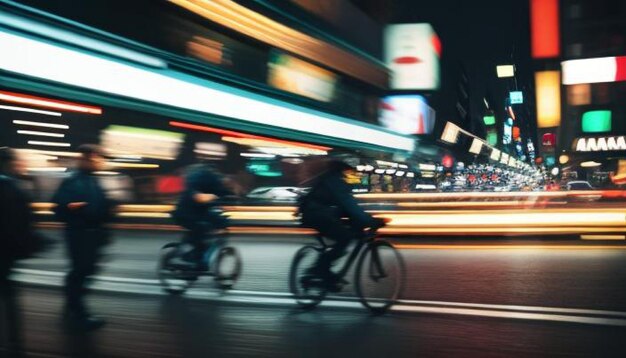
[355,240,405,314]
[213,246,242,289]
[289,245,327,309]
[157,243,196,295]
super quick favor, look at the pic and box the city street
[5,229,626,357]
[1,0,625,356]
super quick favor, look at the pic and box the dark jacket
[0,175,40,261]
[299,170,375,228]
[51,171,115,230]
[172,165,232,229]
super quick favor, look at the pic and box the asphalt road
[4,286,626,357]
[4,229,626,357]
[14,229,626,311]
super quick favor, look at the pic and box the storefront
[0,5,415,201]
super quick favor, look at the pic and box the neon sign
[574,136,626,152]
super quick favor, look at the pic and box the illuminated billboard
[582,110,612,133]
[530,0,560,58]
[542,133,556,147]
[486,129,498,146]
[567,84,591,105]
[100,125,184,160]
[496,65,515,78]
[562,56,626,85]
[268,51,337,102]
[509,91,523,104]
[503,118,513,145]
[380,95,436,135]
[535,71,561,128]
[385,24,441,90]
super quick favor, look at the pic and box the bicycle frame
[314,230,378,280]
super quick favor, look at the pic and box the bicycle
[289,223,405,314]
[158,231,242,294]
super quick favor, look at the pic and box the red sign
[542,133,556,147]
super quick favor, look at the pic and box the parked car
[565,181,601,202]
[566,181,594,190]
[246,186,308,202]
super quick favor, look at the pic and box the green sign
[486,131,498,146]
[483,115,496,126]
[582,110,612,133]
[246,162,282,177]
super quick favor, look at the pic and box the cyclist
[298,159,385,288]
[170,163,233,270]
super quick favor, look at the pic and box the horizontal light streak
[27,167,67,172]
[118,212,170,218]
[396,201,566,208]
[194,149,227,157]
[31,203,626,237]
[107,162,160,169]
[0,90,102,114]
[13,120,69,129]
[224,211,296,221]
[355,191,618,200]
[28,140,70,147]
[394,244,626,250]
[94,171,121,176]
[21,149,80,157]
[0,11,167,68]
[32,221,626,237]
[17,130,64,138]
[0,28,411,151]
[104,128,183,143]
[580,235,625,240]
[379,212,626,228]
[379,227,626,235]
[241,153,276,158]
[0,104,62,116]
[170,121,330,151]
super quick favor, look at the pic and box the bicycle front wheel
[355,240,405,314]
[289,245,327,309]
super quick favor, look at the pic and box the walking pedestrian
[0,147,44,356]
[52,144,115,331]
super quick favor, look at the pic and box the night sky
[391,0,535,142]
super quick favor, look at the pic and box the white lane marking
[393,305,626,327]
[14,273,626,327]
[14,268,159,285]
[13,269,626,327]
[396,299,626,318]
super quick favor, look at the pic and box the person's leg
[65,232,86,315]
[65,232,98,316]
[317,219,353,271]
[1,260,24,357]
[179,221,209,268]
[304,213,354,275]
